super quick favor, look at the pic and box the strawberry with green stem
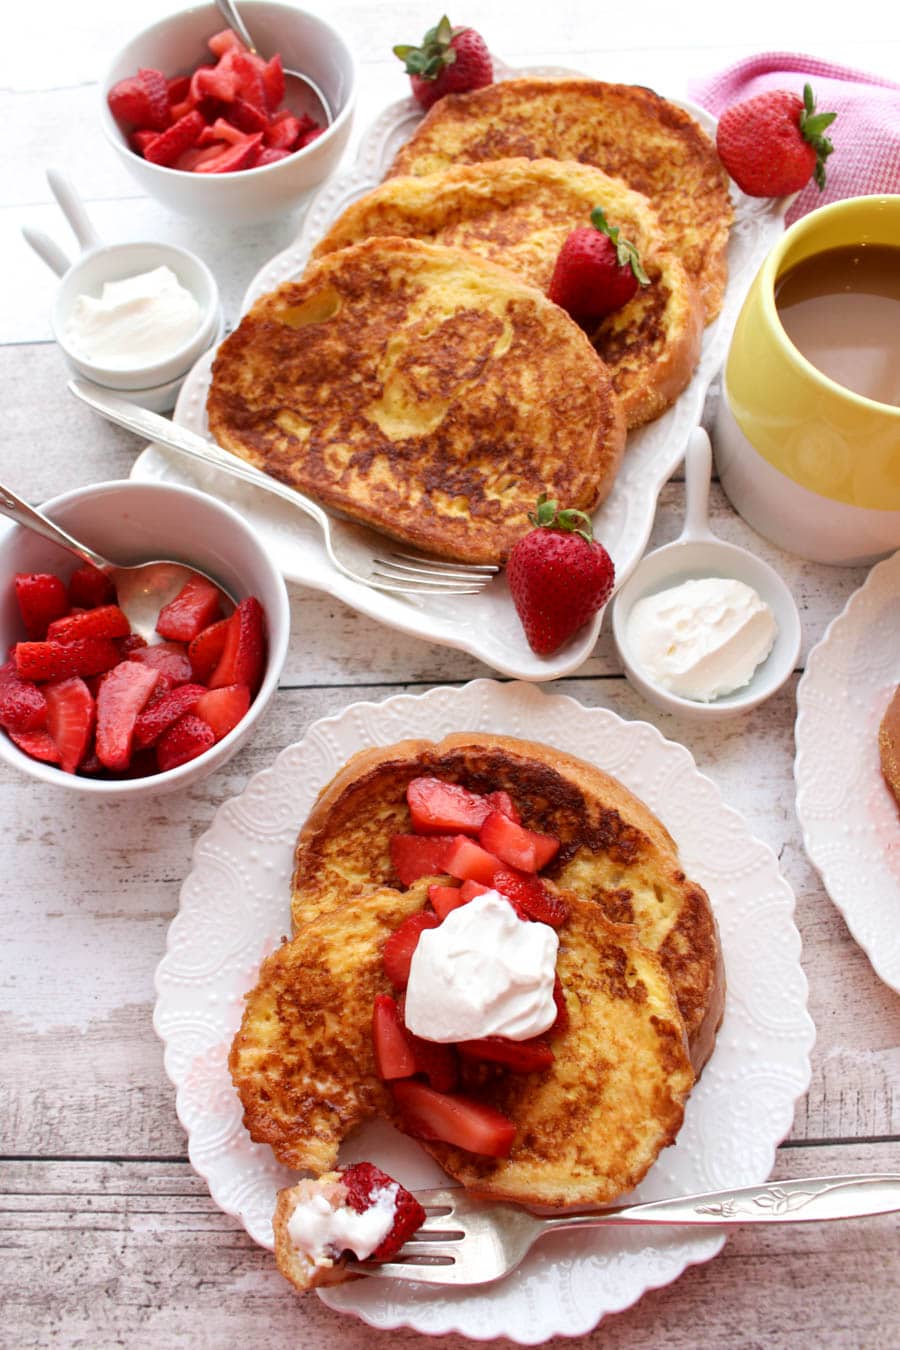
[549,207,649,323]
[716,82,837,198]
[394,15,493,111]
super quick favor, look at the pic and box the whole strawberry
[716,82,837,197]
[508,497,615,656]
[548,207,649,323]
[393,15,493,111]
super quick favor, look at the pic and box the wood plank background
[3,2,899,1345]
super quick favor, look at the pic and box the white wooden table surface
[3,3,899,1346]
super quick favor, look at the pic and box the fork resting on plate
[67,379,498,597]
[347,1175,900,1286]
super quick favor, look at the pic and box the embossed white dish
[154,678,813,1341]
[131,68,788,682]
[795,550,900,992]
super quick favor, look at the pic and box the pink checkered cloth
[688,53,900,224]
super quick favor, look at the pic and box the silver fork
[347,1175,900,1286]
[67,379,498,597]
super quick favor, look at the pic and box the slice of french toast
[230,878,694,1207]
[291,734,723,1074]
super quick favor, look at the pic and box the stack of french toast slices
[207,78,734,564]
[229,732,725,1283]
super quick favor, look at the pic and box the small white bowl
[612,429,801,721]
[99,2,357,226]
[0,479,289,795]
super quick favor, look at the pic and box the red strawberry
[166,74,192,105]
[127,642,193,686]
[231,49,268,110]
[340,1162,426,1261]
[132,682,206,750]
[208,597,266,691]
[394,16,493,111]
[130,129,159,156]
[208,29,245,59]
[716,83,837,198]
[46,604,131,643]
[190,60,240,106]
[548,208,649,322]
[108,68,171,131]
[15,638,120,682]
[95,661,160,771]
[155,578,224,643]
[9,727,61,764]
[192,683,250,741]
[43,676,96,774]
[390,1080,515,1157]
[144,110,205,167]
[262,53,286,112]
[264,111,303,150]
[14,573,69,639]
[407,776,491,835]
[492,866,569,929]
[0,661,47,732]
[68,564,116,609]
[427,882,465,920]
[256,147,291,167]
[155,712,216,772]
[382,909,441,988]
[389,833,455,886]
[442,835,501,887]
[199,117,252,147]
[372,994,418,1080]
[408,1032,459,1093]
[193,132,264,173]
[478,810,559,872]
[507,496,615,655]
[188,617,231,682]
[228,97,270,134]
[457,1035,554,1072]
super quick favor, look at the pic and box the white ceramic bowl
[0,480,289,795]
[99,2,357,226]
[612,430,802,721]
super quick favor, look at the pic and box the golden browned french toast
[206,236,625,565]
[387,79,734,321]
[879,685,900,804]
[311,159,704,429]
[292,734,723,1073]
[231,878,694,1207]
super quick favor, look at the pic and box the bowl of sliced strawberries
[0,479,289,794]
[100,3,357,225]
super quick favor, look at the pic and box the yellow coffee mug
[714,194,900,565]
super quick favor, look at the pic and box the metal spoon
[0,481,233,643]
[214,0,332,125]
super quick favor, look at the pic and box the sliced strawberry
[264,111,302,150]
[262,53,286,112]
[231,49,268,109]
[549,974,569,1038]
[137,68,172,128]
[443,835,502,887]
[256,147,291,166]
[372,994,417,1080]
[486,789,521,824]
[95,661,160,771]
[15,638,120,682]
[427,883,464,920]
[228,97,270,133]
[173,143,229,173]
[190,60,240,105]
[188,617,230,682]
[155,577,224,642]
[459,879,492,903]
[341,1162,426,1262]
[457,1036,555,1072]
[408,1033,459,1092]
[192,683,250,741]
[407,776,493,835]
[43,676,96,774]
[156,712,216,772]
[166,74,192,105]
[68,564,116,609]
[208,28,246,59]
[298,126,324,150]
[479,810,559,873]
[117,633,147,656]
[388,833,455,887]
[127,642,192,686]
[132,682,206,750]
[382,910,440,988]
[108,68,171,130]
[198,117,251,147]
[391,1080,516,1158]
[208,597,266,691]
[46,604,131,643]
[0,660,47,732]
[144,110,205,167]
[492,867,569,929]
[14,573,69,639]
[130,129,159,157]
[9,727,61,764]
[193,132,264,173]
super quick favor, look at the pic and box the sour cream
[286,1181,398,1264]
[65,265,201,369]
[404,890,559,1043]
[626,576,777,702]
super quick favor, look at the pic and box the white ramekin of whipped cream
[51,240,221,411]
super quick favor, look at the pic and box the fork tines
[372,550,499,595]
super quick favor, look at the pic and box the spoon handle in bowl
[0,481,110,571]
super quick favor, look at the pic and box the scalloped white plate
[795,550,900,992]
[131,67,788,682]
[154,678,813,1341]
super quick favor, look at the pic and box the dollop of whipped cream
[65,264,201,369]
[404,890,559,1043]
[626,576,777,702]
[286,1180,398,1264]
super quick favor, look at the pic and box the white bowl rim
[0,478,290,794]
[98,1,358,182]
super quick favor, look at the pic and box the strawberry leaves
[799,83,837,189]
